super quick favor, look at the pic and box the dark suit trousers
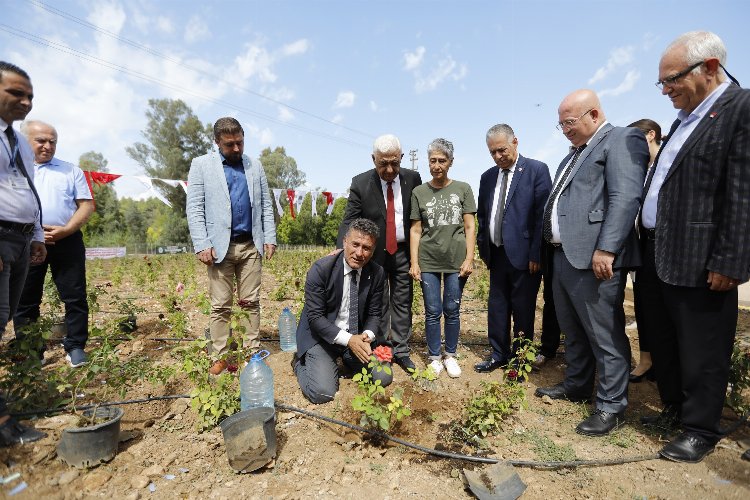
[487,244,540,363]
[540,242,561,358]
[553,248,630,413]
[637,237,736,444]
[380,244,413,357]
[14,230,89,352]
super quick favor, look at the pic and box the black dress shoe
[576,409,624,436]
[629,368,655,383]
[0,418,47,447]
[394,355,416,372]
[473,358,505,373]
[534,383,590,403]
[640,405,680,432]
[659,433,715,463]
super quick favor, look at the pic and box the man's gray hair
[373,134,401,154]
[486,124,515,142]
[427,138,454,160]
[19,120,56,138]
[346,218,380,240]
[665,31,727,81]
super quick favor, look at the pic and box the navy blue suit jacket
[477,155,552,271]
[295,252,385,357]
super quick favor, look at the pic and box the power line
[0,24,368,149]
[23,0,375,140]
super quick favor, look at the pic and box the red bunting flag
[286,189,296,219]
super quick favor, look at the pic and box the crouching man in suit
[294,218,392,404]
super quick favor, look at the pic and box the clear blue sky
[2,0,748,200]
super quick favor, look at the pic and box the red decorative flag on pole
[286,189,296,218]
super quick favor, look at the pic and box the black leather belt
[643,228,656,240]
[549,242,562,249]
[230,233,252,243]
[0,219,35,235]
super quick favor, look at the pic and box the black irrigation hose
[10,395,747,469]
[11,394,190,418]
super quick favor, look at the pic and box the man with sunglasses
[639,31,750,463]
[535,89,648,437]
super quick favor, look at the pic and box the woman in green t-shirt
[409,138,476,379]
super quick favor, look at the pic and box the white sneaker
[428,358,443,377]
[443,356,461,378]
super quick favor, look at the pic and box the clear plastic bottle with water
[278,307,297,352]
[240,350,274,410]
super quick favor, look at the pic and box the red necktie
[386,181,397,254]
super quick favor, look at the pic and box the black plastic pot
[220,407,277,473]
[57,406,124,468]
[118,315,137,333]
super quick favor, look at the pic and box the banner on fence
[86,247,127,260]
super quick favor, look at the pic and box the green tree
[321,196,347,246]
[259,146,306,189]
[125,99,212,242]
[79,151,124,245]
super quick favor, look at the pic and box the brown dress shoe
[209,359,228,375]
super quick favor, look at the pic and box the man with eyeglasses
[638,31,750,463]
[534,89,648,437]
[337,134,422,372]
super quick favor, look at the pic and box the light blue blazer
[186,148,276,263]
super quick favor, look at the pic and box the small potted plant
[110,295,146,333]
[56,323,174,468]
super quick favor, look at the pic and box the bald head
[21,120,57,164]
[557,89,605,147]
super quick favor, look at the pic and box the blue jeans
[421,272,466,358]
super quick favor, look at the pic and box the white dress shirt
[642,81,730,228]
[489,159,517,246]
[379,174,405,242]
[332,259,375,346]
[0,118,43,241]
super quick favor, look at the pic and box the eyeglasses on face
[556,108,593,131]
[655,61,703,90]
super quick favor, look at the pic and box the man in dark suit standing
[535,90,648,436]
[295,218,391,404]
[638,31,750,463]
[337,134,422,371]
[474,124,551,372]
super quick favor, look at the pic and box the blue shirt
[642,81,731,228]
[33,157,92,227]
[222,155,252,238]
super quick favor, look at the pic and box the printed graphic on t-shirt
[425,192,462,227]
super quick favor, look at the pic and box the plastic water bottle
[240,350,274,410]
[278,307,297,352]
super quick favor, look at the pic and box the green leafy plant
[457,381,526,441]
[409,365,438,391]
[351,351,410,431]
[727,340,750,416]
[505,336,539,383]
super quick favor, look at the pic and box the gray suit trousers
[552,248,630,413]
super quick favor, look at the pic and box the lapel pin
[710,111,718,118]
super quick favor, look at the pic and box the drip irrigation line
[10,396,747,469]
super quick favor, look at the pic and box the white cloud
[414,55,468,93]
[333,91,356,109]
[369,100,378,112]
[234,44,277,83]
[244,123,274,147]
[184,15,210,44]
[530,131,571,173]
[156,16,173,34]
[403,46,425,71]
[588,46,635,85]
[331,114,344,124]
[277,106,294,122]
[87,1,126,35]
[280,39,309,56]
[598,69,641,97]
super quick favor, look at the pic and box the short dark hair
[213,117,243,140]
[0,61,31,82]
[628,118,663,146]
[346,218,379,240]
